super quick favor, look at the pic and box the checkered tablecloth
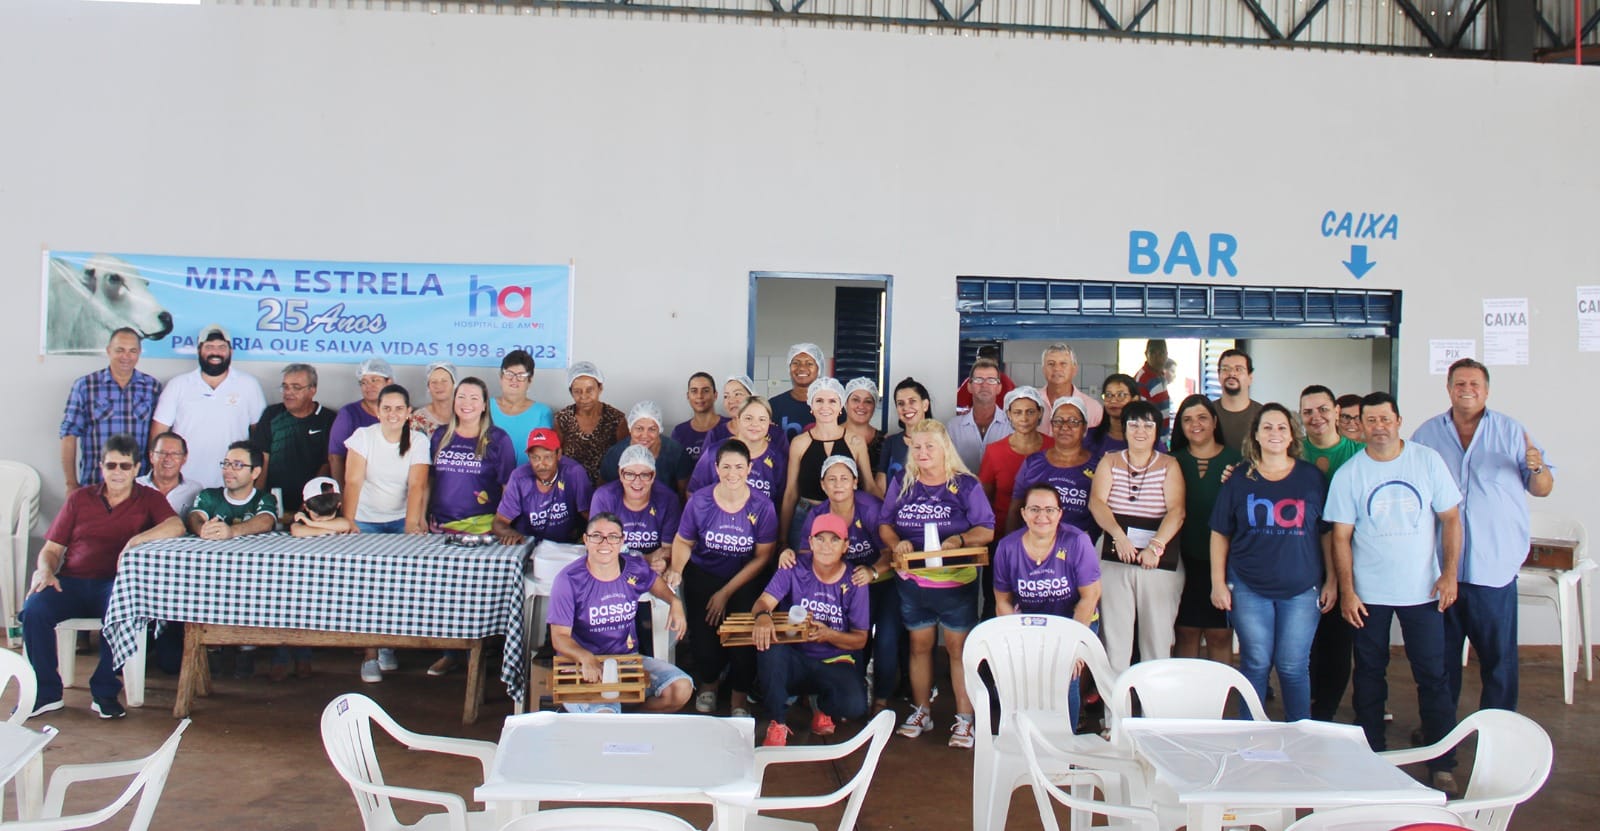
[103,533,529,701]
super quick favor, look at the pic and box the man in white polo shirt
[150,324,266,489]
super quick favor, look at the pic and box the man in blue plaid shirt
[58,328,162,491]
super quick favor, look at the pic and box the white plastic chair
[0,647,36,725]
[0,719,189,831]
[321,693,499,831]
[1378,709,1552,831]
[1105,659,1281,831]
[710,709,895,831]
[1016,713,1161,831]
[962,614,1127,831]
[497,808,698,830]
[1282,803,1469,830]
[52,619,145,709]
[0,462,41,637]
[1516,512,1593,705]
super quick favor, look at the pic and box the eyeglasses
[280,383,310,392]
[1023,505,1062,517]
[1125,421,1158,431]
[1338,414,1362,423]
[152,450,186,459]
[620,470,656,482]
[101,461,135,471]
[970,377,1002,386]
[1050,418,1086,429]
[1103,391,1133,401]
[218,460,254,471]
[501,371,531,382]
[584,532,624,545]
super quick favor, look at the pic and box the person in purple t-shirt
[493,428,593,545]
[689,397,788,506]
[549,513,691,714]
[752,512,870,746]
[667,440,778,718]
[993,484,1103,728]
[428,377,517,533]
[701,375,789,461]
[671,372,725,472]
[327,357,392,486]
[879,418,996,749]
[589,446,683,570]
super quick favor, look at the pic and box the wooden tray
[1525,537,1578,571]
[550,654,648,704]
[719,612,809,647]
[892,546,990,572]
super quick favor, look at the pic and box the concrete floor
[8,644,1596,830]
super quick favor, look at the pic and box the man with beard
[151,324,266,489]
[1213,348,1262,451]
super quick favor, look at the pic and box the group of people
[39,328,1552,786]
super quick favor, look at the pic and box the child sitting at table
[290,477,356,537]
[751,513,870,747]
[548,513,691,714]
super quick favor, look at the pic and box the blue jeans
[1228,582,1320,721]
[1444,579,1518,712]
[867,578,905,700]
[1350,602,1457,772]
[1065,618,1101,729]
[356,519,406,534]
[757,645,867,723]
[21,576,120,702]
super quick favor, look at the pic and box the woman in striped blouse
[1088,399,1187,677]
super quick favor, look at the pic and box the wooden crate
[891,546,990,572]
[719,612,809,647]
[550,654,648,704]
[1525,537,1578,571]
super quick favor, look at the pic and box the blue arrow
[1343,245,1376,279]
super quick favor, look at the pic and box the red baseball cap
[810,513,849,540]
[525,428,562,452]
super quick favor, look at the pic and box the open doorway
[749,271,892,430]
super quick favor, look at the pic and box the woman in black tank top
[780,378,875,553]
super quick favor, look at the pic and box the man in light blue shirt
[1327,391,1464,791]
[1411,358,1553,714]
[948,358,1012,473]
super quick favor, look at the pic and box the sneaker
[694,690,717,713]
[1430,770,1460,797]
[427,655,460,677]
[731,706,751,718]
[949,715,975,749]
[360,659,383,683]
[90,696,126,719]
[763,721,793,747]
[27,699,63,719]
[810,710,836,736]
[896,705,933,738]
[377,649,399,672]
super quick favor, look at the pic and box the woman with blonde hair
[879,418,995,749]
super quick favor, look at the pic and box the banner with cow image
[40,251,572,368]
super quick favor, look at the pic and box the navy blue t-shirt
[1208,460,1329,599]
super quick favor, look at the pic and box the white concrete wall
[1246,337,1385,408]
[3,1,1597,640]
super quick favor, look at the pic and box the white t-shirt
[135,474,205,517]
[152,369,267,489]
[344,424,432,523]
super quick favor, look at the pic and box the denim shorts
[561,656,691,714]
[898,578,979,633]
[355,519,405,534]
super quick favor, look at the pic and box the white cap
[302,476,340,501]
[806,377,846,407]
[1004,385,1048,412]
[358,357,394,379]
[819,454,858,481]
[568,361,604,386]
[787,343,824,368]
[844,377,879,401]
[618,444,656,472]
[425,360,458,382]
[627,400,663,430]
[1053,394,1090,419]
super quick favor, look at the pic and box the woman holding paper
[878,419,995,749]
[1088,399,1186,677]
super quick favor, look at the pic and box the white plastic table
[1121,718,1445,831]
[0,722,56,820]
[476,712,759,829]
